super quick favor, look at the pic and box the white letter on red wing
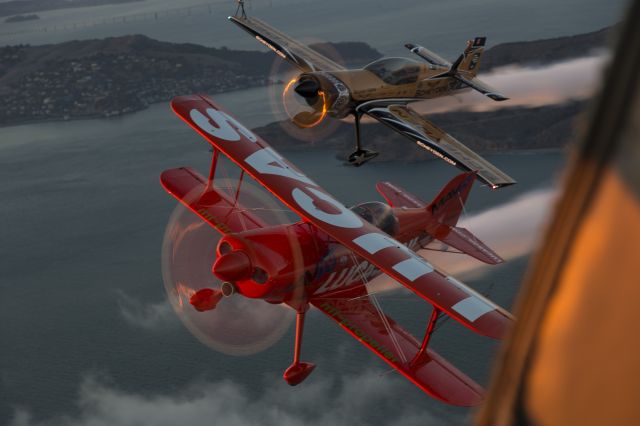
[292,187,363,229]
[190,108,258,142]
[246,148,316,186]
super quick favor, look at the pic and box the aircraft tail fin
[427,171,476,227]
[450,37,486,77]
[426,172,503,264]
[377,173,502,264]
[427,37,507,101]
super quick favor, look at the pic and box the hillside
[482,26,613,70]
[0,36,381,125]
[0,25,612,129]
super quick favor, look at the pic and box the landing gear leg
[348,112,379,166]
[283,306,316,385]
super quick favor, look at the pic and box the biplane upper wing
[311,286,484,406]
[360,104,516,189]
[228,16,345,72]
[170,94,513,339]
[161,167,267,234]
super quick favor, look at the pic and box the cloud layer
[10,371,462,426]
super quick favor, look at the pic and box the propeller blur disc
[282,77,327,128]
[266,49,341,143]
[161,177,296,356]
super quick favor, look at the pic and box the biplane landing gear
[348,112,379,167]
[283,305,316,385]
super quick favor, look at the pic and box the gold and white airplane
[229,3,516,188]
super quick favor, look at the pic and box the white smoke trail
[411,54,608,115]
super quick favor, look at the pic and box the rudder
[453,37,486,78]
[427,172,476,227]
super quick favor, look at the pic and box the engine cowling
[286,72,352,127]
[212,224,325,302]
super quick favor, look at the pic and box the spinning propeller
[282,76,328,128]
[161,176,298,356]
[263,41,343,143]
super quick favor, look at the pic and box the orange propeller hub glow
[282,78,327,128]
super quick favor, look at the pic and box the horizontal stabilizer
[312,287,484,406]
[433,225,503,264]
[454,74,509,101]
[405,43,451,68]
[160,167,266,234]
[376,181,426,208]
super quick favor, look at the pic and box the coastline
[0,26,606,158]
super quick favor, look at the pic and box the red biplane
[160,94,514,406]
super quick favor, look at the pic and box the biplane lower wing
[311,287,484,406]
[360,104,516,189]
[170,94,513,339]
[161,167,267,234]
[228,16,345,73]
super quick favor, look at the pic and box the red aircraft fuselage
[212,205,436,306]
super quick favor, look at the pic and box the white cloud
[9,371,457,426]
[116,290,178,331]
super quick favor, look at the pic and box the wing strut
[413,307,441,365]
[232,169,245,206]
[205,148,219,192]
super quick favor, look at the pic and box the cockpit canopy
[363,57,422,85]
[350,201,399,236]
